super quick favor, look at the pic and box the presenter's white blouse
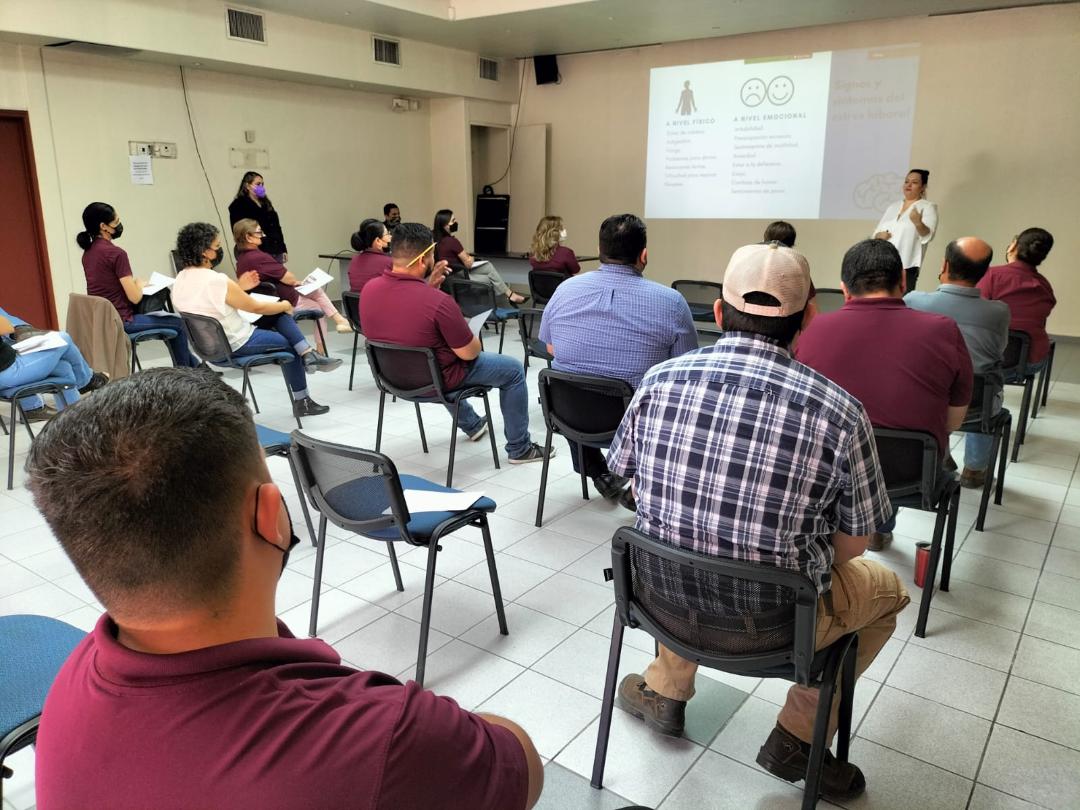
[873,199,938,269]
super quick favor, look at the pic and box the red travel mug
[914,542,932,588]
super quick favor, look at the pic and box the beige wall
[514,5,1080,337]
[0,43,438,315]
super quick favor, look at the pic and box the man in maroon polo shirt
[977,227,1056,369]
[27,368,543,810]
[797,239,972,550]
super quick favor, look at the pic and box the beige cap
[722,242,811,317]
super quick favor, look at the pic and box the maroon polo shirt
[36,615,527,810]
[348,249,392,293]
[529,245,581,275]
[977,260,1056,363]
[796,297,973,454]
[360,270,475,390]
[83,238,135,322]
[437,235,466,265]
[236,248,298,305]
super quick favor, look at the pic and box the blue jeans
[233,324,309,400]
[125,314,200,367]
[447,352,532,458]
[0,332,93,410]
[967,357,1047,471]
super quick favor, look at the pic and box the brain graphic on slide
[854,172,903,213]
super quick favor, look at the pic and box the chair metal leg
[348,332,359,391]
[1012,378,1034,460]
[995,417,1011,506]
[281,363,301,429]
[535,428,554,527]
[578,444,590,500]
[1041,343,1055,407]
[835,634,859,764]
[0,412,7,435]
[386,542,405,591]
[287,453,318,547]
[6,400,16,490]
[414,541,441,687]
[498,322,506,354]
[480,516,509,635]
[131,341,141,374]
[447,400,461,488]
[802,650,842,809]
[481,390,500,470]
[375,391,386,452]
[914,498,950,638]
[976,424,1003,532]
[415,403,428,453]
[940,485,961,592]
[308,515,329,637]
[590,613,626,790]
[314,318,327,355]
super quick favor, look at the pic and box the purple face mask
[253,184,267,199]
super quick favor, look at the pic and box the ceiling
[242,0,1077,58]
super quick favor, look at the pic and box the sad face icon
[739,78,767,107]
[766,76,794,105]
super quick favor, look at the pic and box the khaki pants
[643,557,909,743]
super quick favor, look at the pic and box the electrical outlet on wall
[153,142,177,158]
[128,141,152,156]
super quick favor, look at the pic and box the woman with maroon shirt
[529,216,581,275]
[347,219,392,293]
[433,208,526,304]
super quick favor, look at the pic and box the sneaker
[593,473,628,500]
[960,467,986,489]
[302,352,343,373]
[508,442,554,464]
[466,423,489,442]
[79,371,110,394]
[293,397,330,417]
[616,674,686,737]
[868,531,893,552]
[756,724,866,800]
[19,404,58,424]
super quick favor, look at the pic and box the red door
[0,110,58,328]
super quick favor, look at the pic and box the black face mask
[448,221,458,233]
[210,247,225,268]
[110,222,124,240]
[254,486,301,575]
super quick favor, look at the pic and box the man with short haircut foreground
[610,243,907,802]
[29,368,542,809]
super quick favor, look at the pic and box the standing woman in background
[433,208,526,304]
[228,172,288,263]
[77,202,200,368]
[529,216,581,275]
[873,169,938,292]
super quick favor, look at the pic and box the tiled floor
[3,331,1080,810]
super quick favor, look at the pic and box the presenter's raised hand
[909,207,924,227]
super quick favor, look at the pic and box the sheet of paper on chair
[12,332,68,354]
[239,292,279,324]
[467,309,493,336]
[140,272,176,296]
[297,267,333,296]
[471,259,490,268]
[384,489,484,514]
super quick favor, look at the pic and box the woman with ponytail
[77,202,199,367]
[346,219,392,293]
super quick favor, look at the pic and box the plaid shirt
[606,332,891,605]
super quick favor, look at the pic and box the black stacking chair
[813,288,845,315]
[340,291,364,391]
[592,527,858,810]
[290,433,507,687]
[0,379,76,489]
[447,278,519,354]
[1002,331,1036,462]
[873,428,961,638]
[671,280,723,323]
[957,374,1011,531]
[528,269,570,307]
[179,312,302,428]
[255,424,317,548]
[365,341,499,487]
[518,308,553,371]
[535,369,634,526]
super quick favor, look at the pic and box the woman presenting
[228,172,288,263]
[873,169,937,293]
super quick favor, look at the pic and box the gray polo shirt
[904,285,1010,382]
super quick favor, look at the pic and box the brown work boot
[960,467,986,489]
[616,673,686,737]
[868,531,893,552]
[756,724,866,800]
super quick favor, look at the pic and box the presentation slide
[644,45,920,220]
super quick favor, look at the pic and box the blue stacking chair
[129,327,179,373]
[256,424,318,548]
[179,312,303,428]
[291,432,508,687]
[446,278,520,354]
[0,378,76,490]
[0,615,85,803]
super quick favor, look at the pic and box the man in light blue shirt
[538,213,697,504]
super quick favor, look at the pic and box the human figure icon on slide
[767,75,794,105]
[676,81,697,115]
[740,78,767,107]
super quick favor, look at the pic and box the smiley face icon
[739,77,766,107]
[767,75,794,105]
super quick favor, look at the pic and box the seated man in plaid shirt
[607,242,908,801]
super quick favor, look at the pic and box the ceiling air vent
[479,57,499,82]
[373,37,401,66]
[226,8,267,44]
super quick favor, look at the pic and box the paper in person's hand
[467,309,493,336]
[296,268,333,296]
[12,332,68,354]
[239,292,279,324]
[140,272,176,296]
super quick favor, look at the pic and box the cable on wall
[486,57,529,189]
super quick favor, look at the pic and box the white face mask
[559,229,567,241]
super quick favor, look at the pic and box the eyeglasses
[252,230,265,237]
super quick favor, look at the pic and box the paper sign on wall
[129,155,154,185]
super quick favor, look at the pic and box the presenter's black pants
[904,267,920,294]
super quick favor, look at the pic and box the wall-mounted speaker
[534,54,560,85]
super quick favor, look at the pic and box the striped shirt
[606,332,891,604]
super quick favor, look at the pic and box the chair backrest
[537,369,634,444]
[169,249,184,275]
[529,269,570,306]
[517,307,553,362]
[0,615,85,741]
[365,340,445,400]
[671,280,723,312]
[290,431,412,541]
[610,526,820,685]
[178,312,234,362]
[445,261,470,280]
[341,290,362,333]
[1002,330,1031,381]
[447,277,497,318]
[814,288,845,314]
[872,427,940,510]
